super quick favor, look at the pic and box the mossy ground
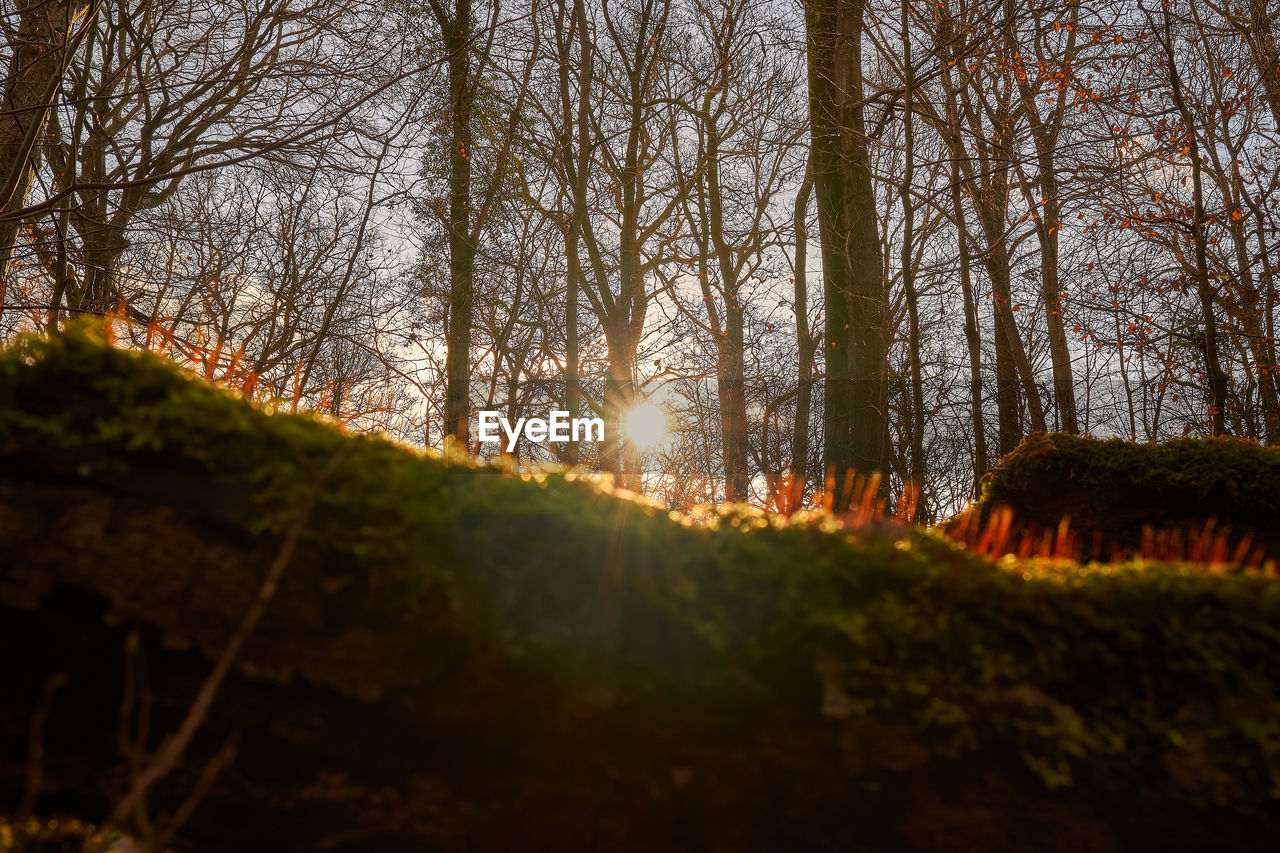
[3,327,1280,849]
[950,430,1280,563]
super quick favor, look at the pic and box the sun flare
[623,402,668,449]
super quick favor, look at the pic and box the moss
[953,431,1280,560]
[3,326,1280,813]
[0,817,124,852]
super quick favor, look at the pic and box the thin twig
[16,671,70,822]
[151,732,240,852]
[106,441,353,832]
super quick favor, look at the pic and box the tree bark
[0,0,96,311]
[970,132,1048,447]
[805,0,889,507]
[703,104,750,503]
[1153,2,1228,435]
[1006,0,1080,435]
[899,0,925,516]
[436,0,477,454]
[554,0,590,466]
[1245,0,1280,126]
[791,160,816,494]
[1032,158,1079,435]
[932,5,988,486]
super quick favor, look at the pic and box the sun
[623,401,668,449]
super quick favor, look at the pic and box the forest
[4,0,1278,515]
[3,0,1280,850]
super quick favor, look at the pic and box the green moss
[3,326,1280,805]
[957,431,1280,559]
[0,816,124,852]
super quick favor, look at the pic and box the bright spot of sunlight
[623,401,668,449]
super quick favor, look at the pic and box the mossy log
[952,431,1280,561]
[2,330,1280,851]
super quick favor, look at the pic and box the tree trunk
[899,0,925,517]
[1248,214,1280,444]
[554,0,593,466]
[1224,213,1280,444]
[704,116,750,502]
[952,172,988,488]
[608,48,651,493]
[993,314,1021,457]
[564,235,582,465]
[972,173,1048,445]
[792,160,815,494]
[1246,0,1280,125]
[1156,4,1228,435]
[68,222,129,313]
[601,329,637,484]
[1005,0,1080,435]
[1029,144,1078,434]
[719,300,749,502]
[0,0,95,310]
[932,5,988,486]
[805,0,888,508]
[441,0,476,454]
